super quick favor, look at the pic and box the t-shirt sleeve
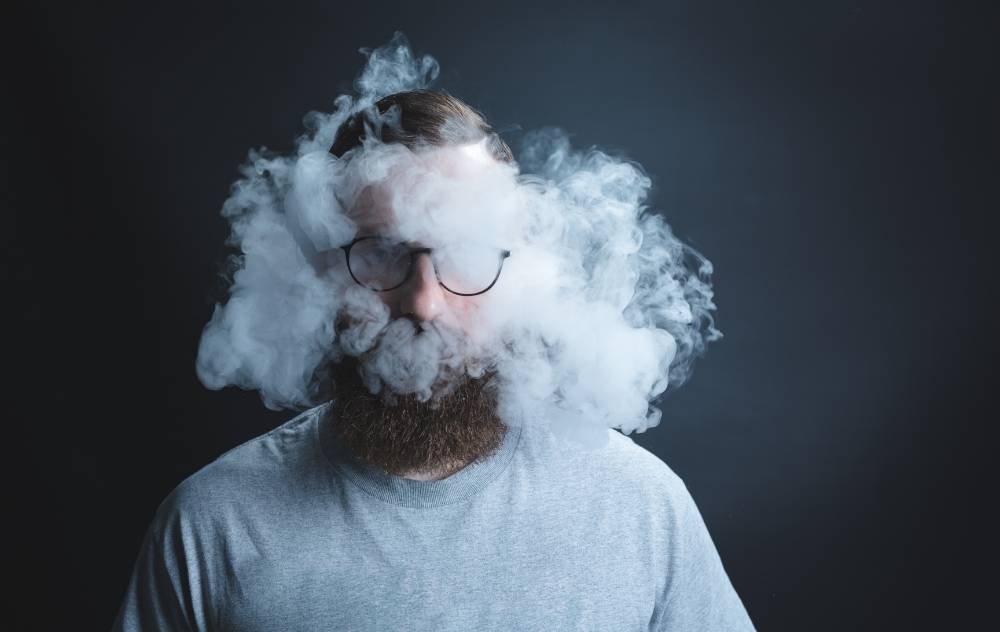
[111,481,220,632]
[651,478,756,631]
[111,520,197,632]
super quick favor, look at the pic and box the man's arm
[650,479,756,631]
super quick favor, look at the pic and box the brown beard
[324,355,508,479]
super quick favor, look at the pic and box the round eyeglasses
[341,236,511,296]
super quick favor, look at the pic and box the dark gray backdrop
[10,0,994,629]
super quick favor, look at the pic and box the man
[113,90,756,631]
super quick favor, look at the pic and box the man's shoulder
[608,429,691,499]
[148,403,330,536]
[540,423,692,508]
[607,428,683,475]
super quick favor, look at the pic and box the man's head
[329,89,515,165]
[197,56,715,461]
[324,90,517,479]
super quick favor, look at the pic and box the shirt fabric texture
[112,401,755,631]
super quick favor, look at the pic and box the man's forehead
[348,139,503,234]
[433,138,498,177]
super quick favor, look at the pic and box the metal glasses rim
[341,235,512,296]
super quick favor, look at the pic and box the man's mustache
[336,312,441,345]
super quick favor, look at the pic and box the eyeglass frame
[341,235,512,296]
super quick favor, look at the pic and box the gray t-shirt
[112,402,755,631]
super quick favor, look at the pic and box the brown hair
[329,89,515,165]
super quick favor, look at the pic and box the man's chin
[326,356,507,477]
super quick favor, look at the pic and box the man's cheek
[445,295,504,346]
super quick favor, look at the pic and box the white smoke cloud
[195,30,722,449]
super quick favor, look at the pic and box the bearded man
[112,89,755,631]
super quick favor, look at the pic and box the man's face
[345,138,510,331]
[326,140,512,480]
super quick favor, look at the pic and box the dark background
[9,0,994,629]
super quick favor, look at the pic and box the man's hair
[329,89,515,165]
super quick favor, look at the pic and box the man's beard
[324,349,508,480]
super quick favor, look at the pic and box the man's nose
[397,253,446,322]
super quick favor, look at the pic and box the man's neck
[394,458,473,481]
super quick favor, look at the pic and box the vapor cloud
[196,31,722,449]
